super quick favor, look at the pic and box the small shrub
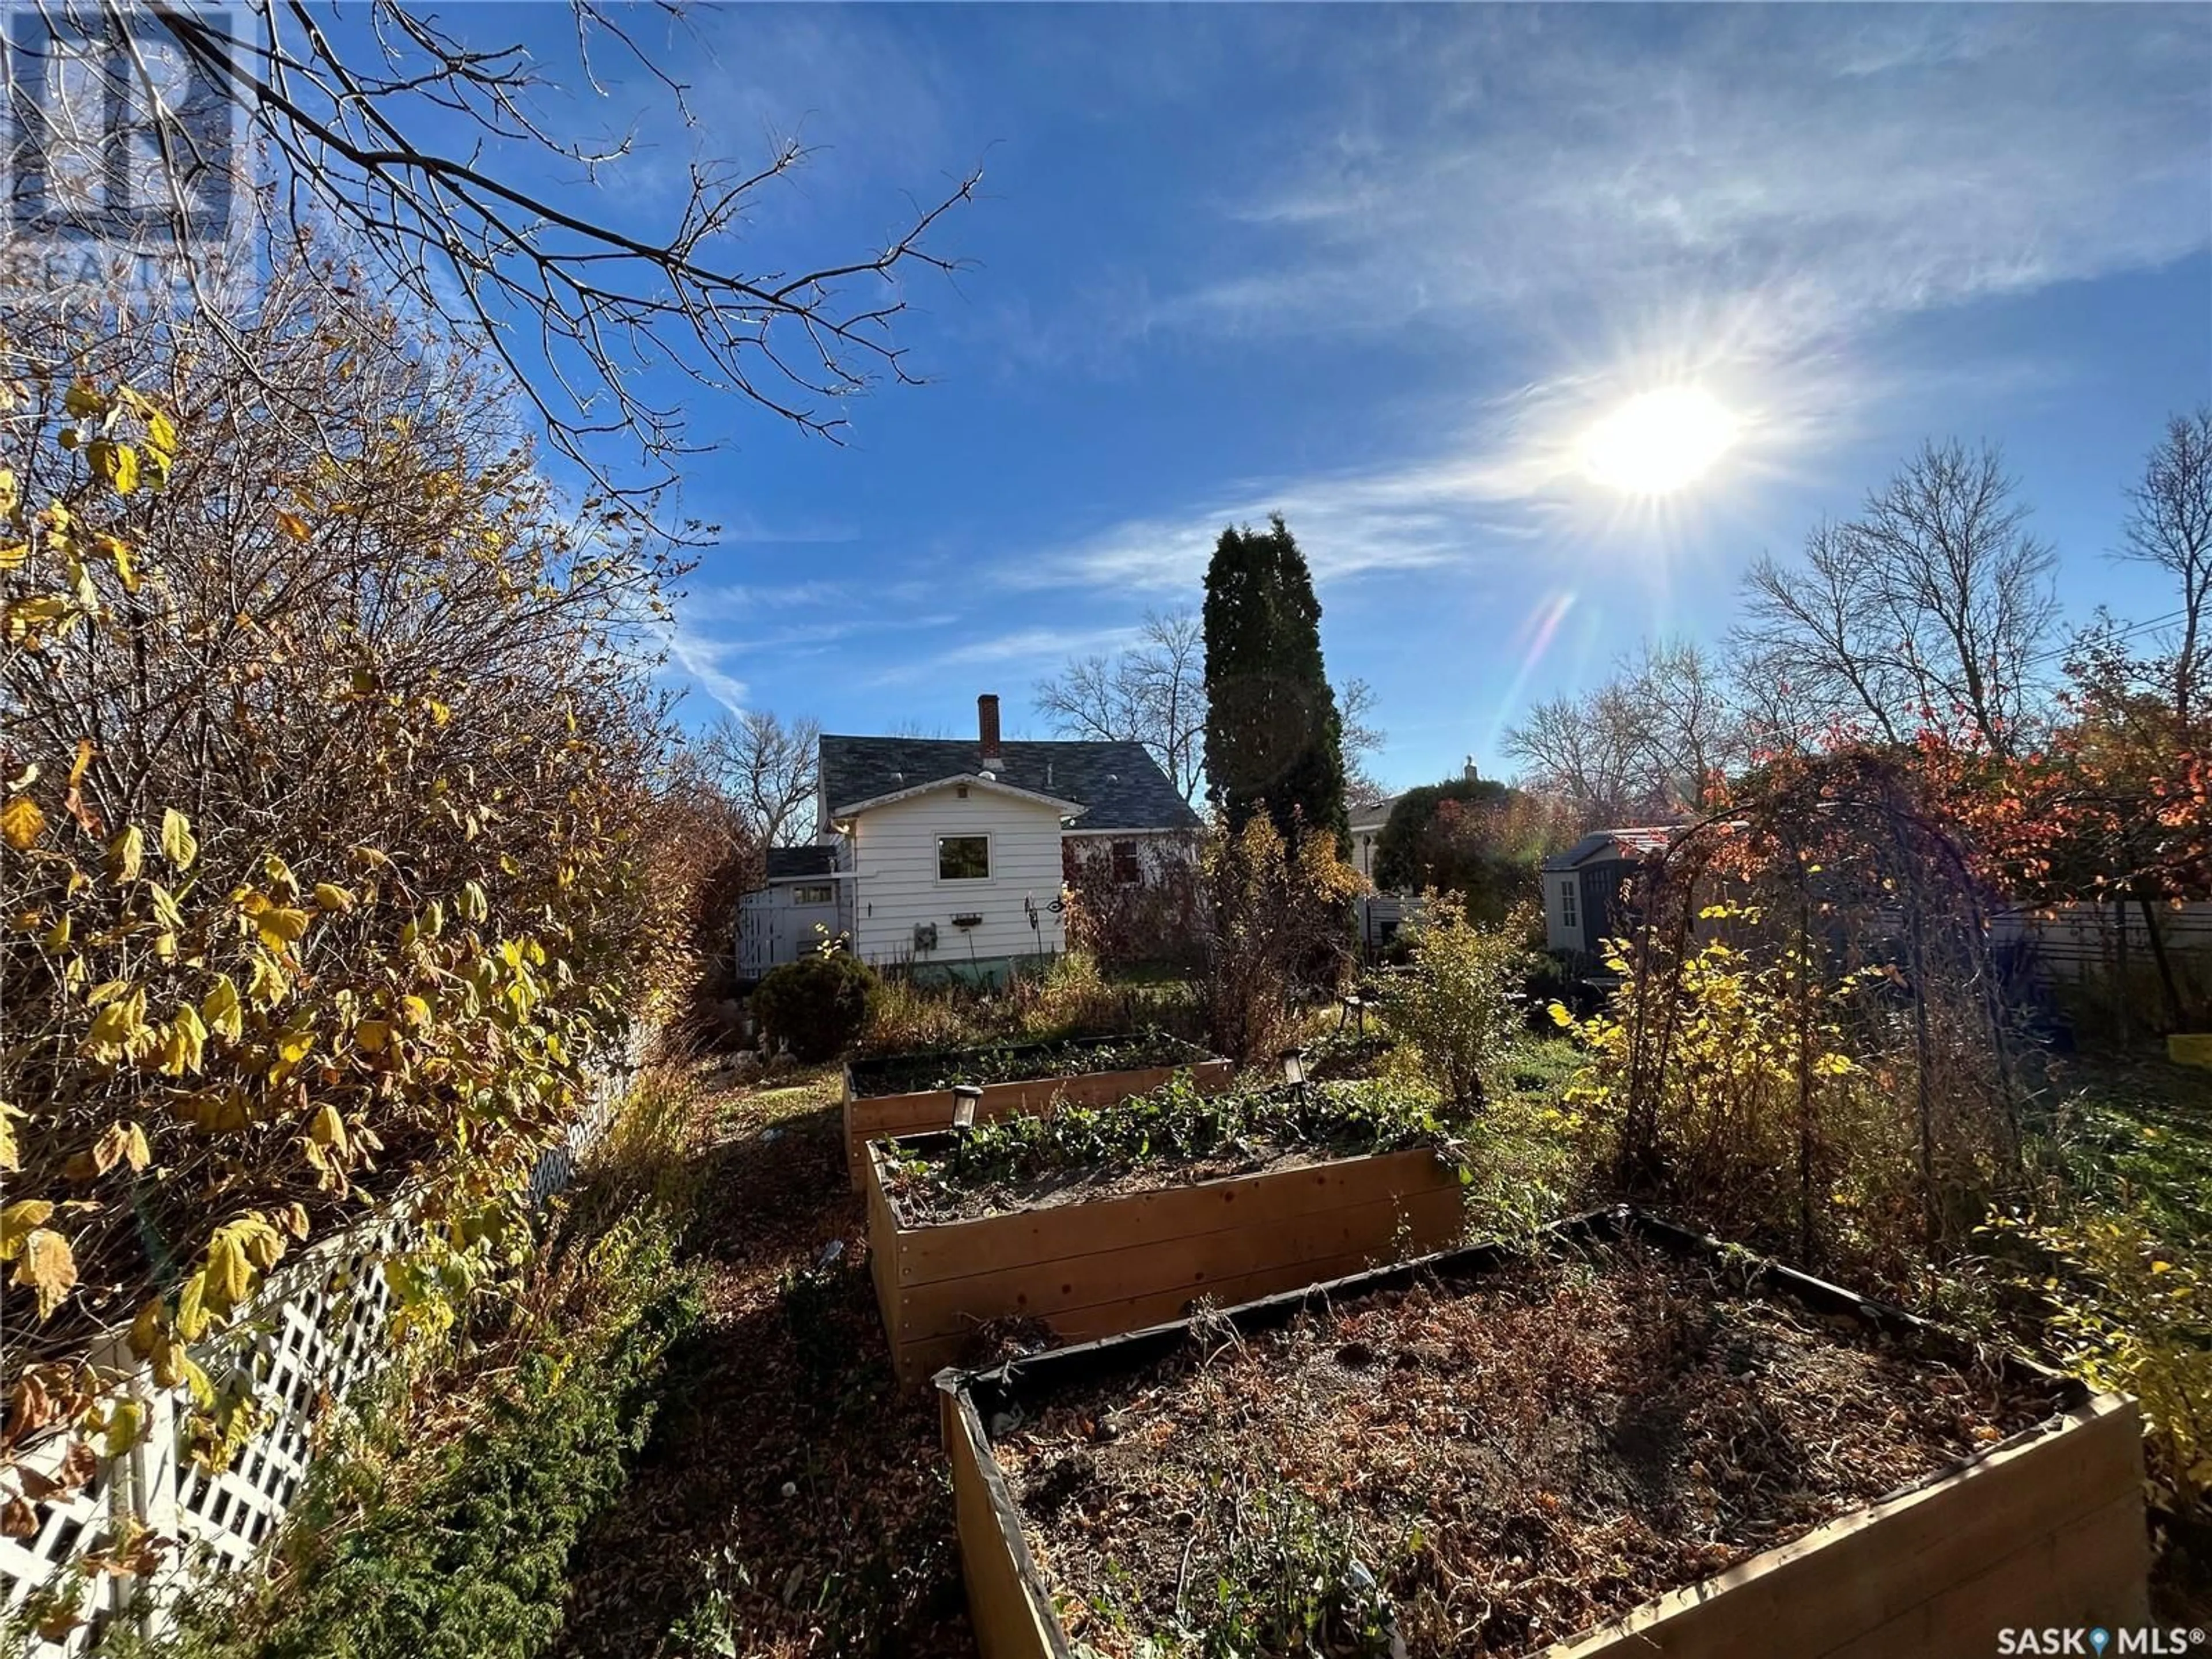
[752,950,881,1062]
[1380,895,1532,1109]
[1990,1206,2212,1521]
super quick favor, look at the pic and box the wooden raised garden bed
[938,1207,2149,1659]
[865,1132,1465,1388]
[840,1034,1233,1187]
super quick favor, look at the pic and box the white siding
[849,787,1069,969]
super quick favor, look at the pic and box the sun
[1580,386,1740,496]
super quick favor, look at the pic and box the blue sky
[416,4,2210,789]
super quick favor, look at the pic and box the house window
[937,835,991,881]
[1560,879,1578,931]
[1111,839,1141,885]
[791,884,833,906]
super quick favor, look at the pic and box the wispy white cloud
[1005,6,2209,603]
[664,624,749,715]
[1168,9,2207,349]
[865,623,1142,687]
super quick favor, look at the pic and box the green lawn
[2036,1048,2212,1241]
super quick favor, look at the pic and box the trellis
[0,1033,642,1654]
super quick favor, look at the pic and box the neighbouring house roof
[1541,825,1679,872]
[763,846,838,880]
[820,737,1202,832]
[1349,793,1402,833]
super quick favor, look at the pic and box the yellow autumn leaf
[14,1228,76,1319]
[0,543,26,571]
[280,1202,310,1240]
[128,1298,163,1358]
[207,1233,251,1308]
[175,1270,211,1340]
[274,1027,315,1065]
[0,1103,18,1173]
[274,509,310,541]
[1,1199,55,1259]
[161,1006,207,1077]
[354,1018,392,1053]
[255,907,310,950]
[147,881,184,932]
[104,1399,146,1458]
[200,974,243,1041]
[63,380,107,418]
[146,409,177,456]
[40,914,70,952]
[91,1122,132,1175]
[87,438,139,495]
[309,1103,347,1154]
[2,795,47,850]
[400,994,431,1028]
[160,808,196,870]
[312,882,354,914]
[123,1122,151,1171]
[3,594,74,647]
[107,823,144,882]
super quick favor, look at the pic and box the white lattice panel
[1,1032,639,1654]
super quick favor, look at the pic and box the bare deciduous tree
[1339,676,1390,806]
[1736,441,2056,756]
[2118,408,2212,726]
[704,709,821,846]
[1034,609,1209,801]
[1505,641,1742,823]
[3,3,976,498]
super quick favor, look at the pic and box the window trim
[1559,878,1579,931]
[790,883,834,906]
[935,832,993,884]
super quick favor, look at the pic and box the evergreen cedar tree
[1200,516,1351,851]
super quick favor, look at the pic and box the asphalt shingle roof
[763,846,838,880]
[820,736,1201,832]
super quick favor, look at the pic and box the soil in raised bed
[880,1079,1456,1225]
[885,1138,1352,1225]
[994,1237,2062,1658]
[849,1033,1205,1099]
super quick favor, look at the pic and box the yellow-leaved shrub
[0,266,704,1565]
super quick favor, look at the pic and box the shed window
[791,884,833,906]
[1559,879,1578,930]
[937,835,991,881]
[1111,839,1141,885]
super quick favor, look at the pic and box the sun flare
[1580,386,1740,496]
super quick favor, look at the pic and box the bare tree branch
[5,2,976,508]
[1033,609,1209,801]
[703,709,820,847]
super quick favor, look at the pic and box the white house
[737,694,1202,983]
[1348,793,1402,887]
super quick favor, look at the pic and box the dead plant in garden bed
[995,1236,2059,1658]
[878,1074,1468,1226]
[847,1029,1210,1099]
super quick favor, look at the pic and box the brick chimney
[977,692,1002,770]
